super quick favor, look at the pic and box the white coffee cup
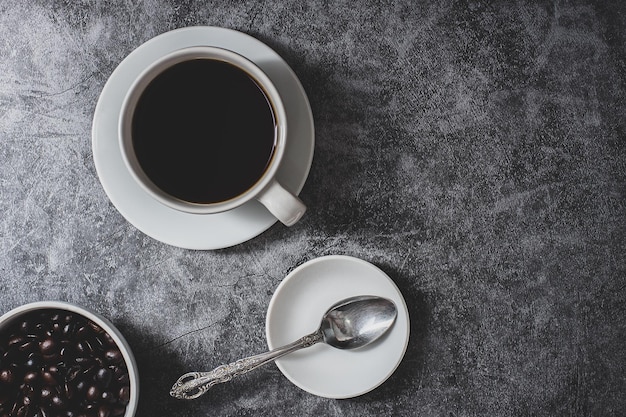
[119,46,306,226]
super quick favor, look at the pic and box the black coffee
[131,59,277,204]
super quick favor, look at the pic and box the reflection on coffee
[131,59,277,204]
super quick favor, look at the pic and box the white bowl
[0,301,139,417]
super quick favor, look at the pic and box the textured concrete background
[1,0,625,416]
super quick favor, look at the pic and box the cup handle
[256,180,306,226]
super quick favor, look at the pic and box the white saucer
[266,255,410,399]
[92,27,314,250]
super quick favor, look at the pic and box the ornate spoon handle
[170,330,323,399]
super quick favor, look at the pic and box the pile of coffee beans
[0,309,131,417]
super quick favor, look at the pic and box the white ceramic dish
[92,26,314,250]
[0,301,139,417]
[266,255,410,398]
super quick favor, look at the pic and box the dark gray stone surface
[1,0,625,415]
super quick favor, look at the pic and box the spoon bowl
[170,295,397,399]
[321,296,397,349]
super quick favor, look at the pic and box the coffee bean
[100,391,114,403]
[118,386,129,405]
[19,341,38,354]
[33,323,46,337]
[39,339,55,356]
[92,337,105,352]
[75,326,90,340]
[16,405,28,417]
[115,373,129,385]
[0,369,14,384]
[75,357,94,366]
[40,386,54,402]
[66,365,81,382]
[23,372,38,386]
[84,340,95,353]
[87,322,101,334]
[25,354,42,369]
[86,385,100,402]
[103,350,121,365]
[63,381,74,400]
[41,371,61,386]
[102,333,114,347]
[8,335,26,348]
[95,368,111,388]
[42,352,60,364]
[19,321,33,335]
[50,395,64,409]
[75,380,87,393]
[52,322,62,334]
[10,400,20,416]
[97,405,110,417]
[61,323,75,338]
[75,342,87,355]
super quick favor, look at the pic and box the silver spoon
[170,295,397,399]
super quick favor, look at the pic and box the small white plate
[92,27,314,250]
[266,255,410,398]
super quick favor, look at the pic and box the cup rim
[118,45,288,215]
[0,301,139,417]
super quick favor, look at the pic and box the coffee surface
[132,59,277,204]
